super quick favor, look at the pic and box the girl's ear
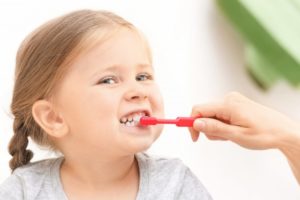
[32,100,69,138]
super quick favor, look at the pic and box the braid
[8,118,33,171]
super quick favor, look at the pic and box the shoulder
[0,173,23,199]
[12,157,63,187]
[13,157,63,176]
[0,157,63,200]
[136,153,212,200]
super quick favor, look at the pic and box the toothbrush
[138,116,201,127]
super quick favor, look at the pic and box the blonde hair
[8,9,141,171]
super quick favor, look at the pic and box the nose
[124,81,148,102]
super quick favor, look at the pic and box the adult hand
[189,92,300,184]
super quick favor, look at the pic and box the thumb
[193,118,243,141]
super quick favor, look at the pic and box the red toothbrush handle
[175,117,196,127]
[140,116,201,127]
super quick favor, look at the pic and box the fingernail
[192,134,200,142]
[194,119,205,130]
[191,135,197,142]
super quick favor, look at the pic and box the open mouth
[120,111,150,127]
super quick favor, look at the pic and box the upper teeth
[120,112,146,126]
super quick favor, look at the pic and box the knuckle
[225,91,242,107]
[225,91,241,101]
[228,91,241,97]
[207,120,220,134]
[191,104,201,114]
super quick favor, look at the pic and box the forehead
[65,28,152,76]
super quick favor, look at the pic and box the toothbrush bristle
[133,115,142,123]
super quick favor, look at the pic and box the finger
[189,103,220,142]
[188,118,225,142]
[191,102,225,119]
[205,135,228,141]
[193,118,245,141]
[189,102,224,142]
[188,126,200,142]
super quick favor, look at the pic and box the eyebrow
[105,63,152,70]
[90,63,153,79]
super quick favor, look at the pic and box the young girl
[0,10,212,200]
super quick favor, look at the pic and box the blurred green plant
[216,0,300,89]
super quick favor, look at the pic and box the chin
[118,125,163,154]
[122,137,156,154]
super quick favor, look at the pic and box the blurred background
[1,0,300,199]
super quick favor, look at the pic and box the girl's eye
[136,73,153,81]
[98,76,118,85]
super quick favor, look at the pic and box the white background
[1,0,300,199]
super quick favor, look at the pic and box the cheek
[150,86,165,117]
[86,91,120,122]
[62,89,121,133]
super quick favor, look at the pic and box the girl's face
[53,28,164,156]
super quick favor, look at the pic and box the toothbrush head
[139,116,157,126]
